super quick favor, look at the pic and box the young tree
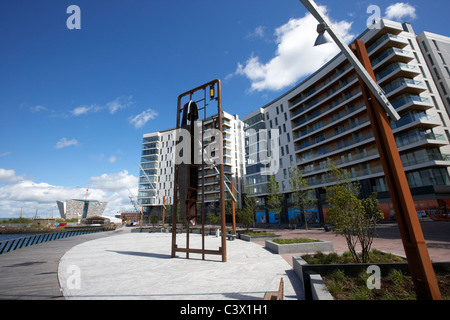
[359,193,384,263]
[325,161,383,263]
[267,175,283,224]
[289,167,317,230]
[238,185,256,230]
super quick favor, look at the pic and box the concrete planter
[293,255,450,300]
[293,256,333,300]
[266,239,334,254]
[239,233,281,242]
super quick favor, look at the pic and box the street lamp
[314,22,331,46]
[299,0,441,300]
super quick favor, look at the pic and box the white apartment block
[417,32,450,116]
[138,111,246,216]
[242,19,450,225]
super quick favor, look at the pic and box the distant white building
[57,199,107,219]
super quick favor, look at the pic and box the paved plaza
[0,221,448,300]
[58,232,304,300]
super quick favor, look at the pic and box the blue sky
[0,0,449,218]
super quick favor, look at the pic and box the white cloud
[234,6,355,92]
[0,169,139,218]
[71,104,101,116]
[30,105,47,113]
[246,26,266,39]
[108,155,117,163]
[55,137,79,149]
[129,108,158,129]
[385,3,416,21]
[70,96,133,116]
[0,152,12,157]
[0,169,25,184]
[107,95,134,114]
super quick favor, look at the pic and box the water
[0,233,38,242]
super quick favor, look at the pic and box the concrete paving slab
[58,233,305,300]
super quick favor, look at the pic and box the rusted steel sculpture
[171,79,227,262]
[179,100,199,226]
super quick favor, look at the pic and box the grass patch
[242,231,276,237]
[321,268,448,300]
[303,249,405,265]
[302,251,450,300]
[272,238,320,245]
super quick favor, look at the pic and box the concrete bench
[263,278,284,300]
[227,233,237,241]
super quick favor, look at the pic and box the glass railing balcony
[391,94,431,109]
[298,131,374,162]
[367,33,407,54]
[402,153,450,168]
[395,131,446,148]
[382,78,424,95]
[391,113,438,130]
[371,48,412,68]
[376,63,419,82]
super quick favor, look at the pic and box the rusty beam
[352,39,441,300]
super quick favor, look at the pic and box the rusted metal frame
[171,79,227,262]
[352,39,441,300]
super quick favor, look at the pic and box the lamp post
[299,0,441,300]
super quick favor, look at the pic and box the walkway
[0,228,125,299]
[58,232,303,300]
[0,221,448,300]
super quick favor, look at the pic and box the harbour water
[0,234,38,242]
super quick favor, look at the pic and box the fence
[0,228,107,255]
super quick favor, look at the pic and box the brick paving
[250,221,450,267]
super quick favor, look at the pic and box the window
[280,104,284,112]
[439,53,447,65]
[435,68,441,80]
[439,113,447,127]
[441,82,448,95]
[445,67,450,78]
[428,54,435,66]
[433,40,440,51]
[425,80,433,93]
[432,96,440,110]
[422,41,429,52]
[276,106,279,115]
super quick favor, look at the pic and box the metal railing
[0,228,107,255]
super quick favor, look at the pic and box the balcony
[382,78,426,98]
[290,76,359,122]
[371,48,414,70]
[391,113,440,132]
[294,116,370,153]
[297,131,375,165]
[376,63,421,84]
[396,131,447,151]
[305,165,384,188]
[391,94,434,112]
[301,148,380,177]
[367,33,408,56]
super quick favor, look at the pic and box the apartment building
[243,19,450,225]
[137,111,246,216]
[417,32,450,115]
